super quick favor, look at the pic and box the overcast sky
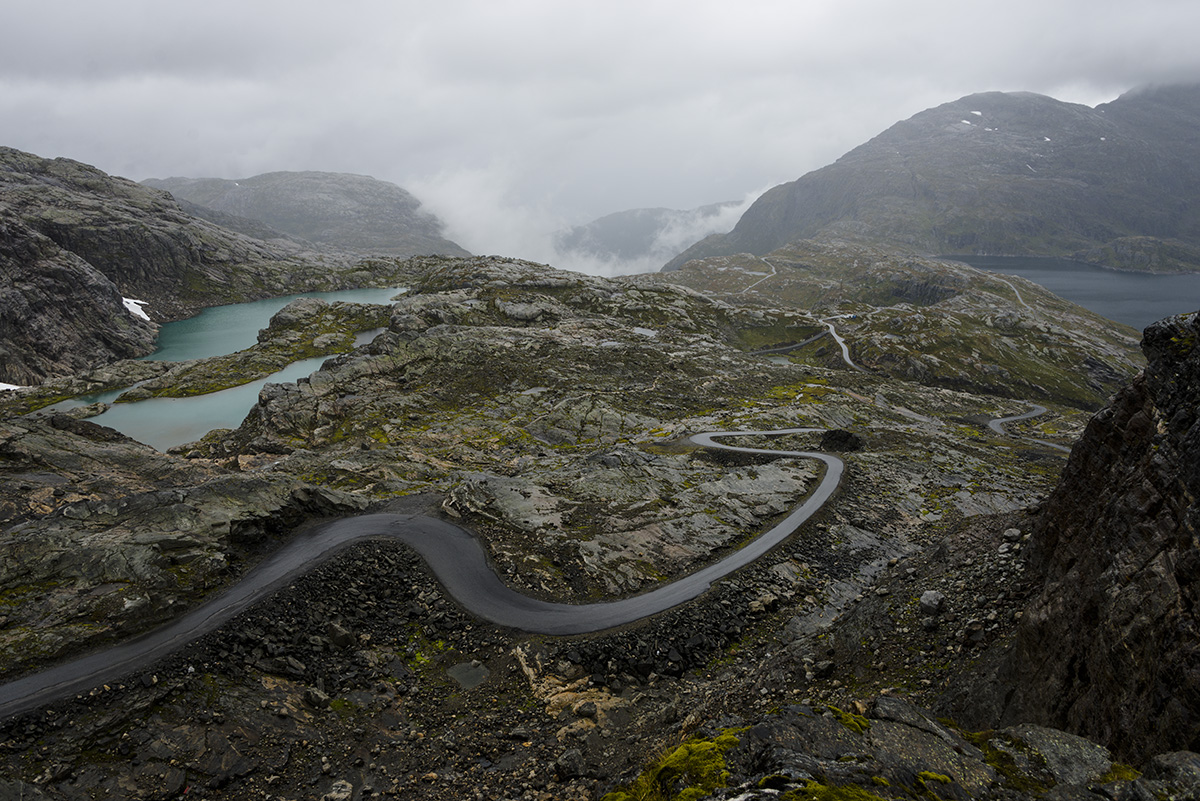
[3,0,1199,268]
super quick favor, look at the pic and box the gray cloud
[3,0,1198,270]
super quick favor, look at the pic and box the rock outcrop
[0,254,1173,800]
[0,210,157,384]
[652,239,1144,409]
[945,310,1200,760]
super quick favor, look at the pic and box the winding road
[0,428,842,721]
[0,309,1069,720]
[988,403,1072,453]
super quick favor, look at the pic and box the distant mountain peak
[664,84,1200,274]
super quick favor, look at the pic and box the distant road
[988,403,1072,453]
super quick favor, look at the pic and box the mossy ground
[600,728,745,801]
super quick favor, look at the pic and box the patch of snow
[1043,137,1051,142]
[1026,164,1037,173]
[123,297,150,321]
[960,119,973,125]
[971,110,983,116]
[0,382,25,392]
[985,127,994,132]
[632,327,658,338]
[1100,136,1106,141]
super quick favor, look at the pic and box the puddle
[447,660,490,689]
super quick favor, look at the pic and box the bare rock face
[0,147,429,383]
[0,210,157,384]
[947,310,1200,760]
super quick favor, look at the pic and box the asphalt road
[0,428,842,720]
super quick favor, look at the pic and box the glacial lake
[143,286,407,362]
[55,287,405,450]
[949,256,1200,331]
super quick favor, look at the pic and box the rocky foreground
[0,256,1194,800]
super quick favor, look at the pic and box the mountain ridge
[664,84,1200,273]
[0,148,426,384]
[553,201,741,267]
[143,171,471,258]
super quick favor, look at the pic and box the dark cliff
[946,309,1200,760]
[0,211,157,385]
[665,85,1200,273]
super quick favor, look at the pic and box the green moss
[329,697,358,718]
[601,728,744,801]
[0,580,61,609]
[829,705,871,735]
[959,728,1052,796]
[737,322,825,351]
[1097,763,1141,783]
[197,672,226,705]
[763,381,833,404]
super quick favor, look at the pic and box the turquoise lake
[61,287,404,451]
[49,263,1200,451]
[143,286,406,362]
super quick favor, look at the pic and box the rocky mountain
[554,201,739,268]
[665,84,1200,273]
[0,209,157,385]
[942,309,1200,762]
[0,148,427,385]
[143,171,471,257]
[2,251,1183,799]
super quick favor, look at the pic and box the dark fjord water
[950,256,1200,331]
[59,287,405,450]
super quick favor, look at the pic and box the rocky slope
[665,84,1200,273]
[143,171,471,258]
[0,148,430,384]
[0,210,157,385]
[648,239,1143,410]
[0,255,1179,799]
[941,309,1200,761]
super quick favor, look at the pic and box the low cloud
[412,168,769,278]
[3,0,1199,264]
[551,187,771,277]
